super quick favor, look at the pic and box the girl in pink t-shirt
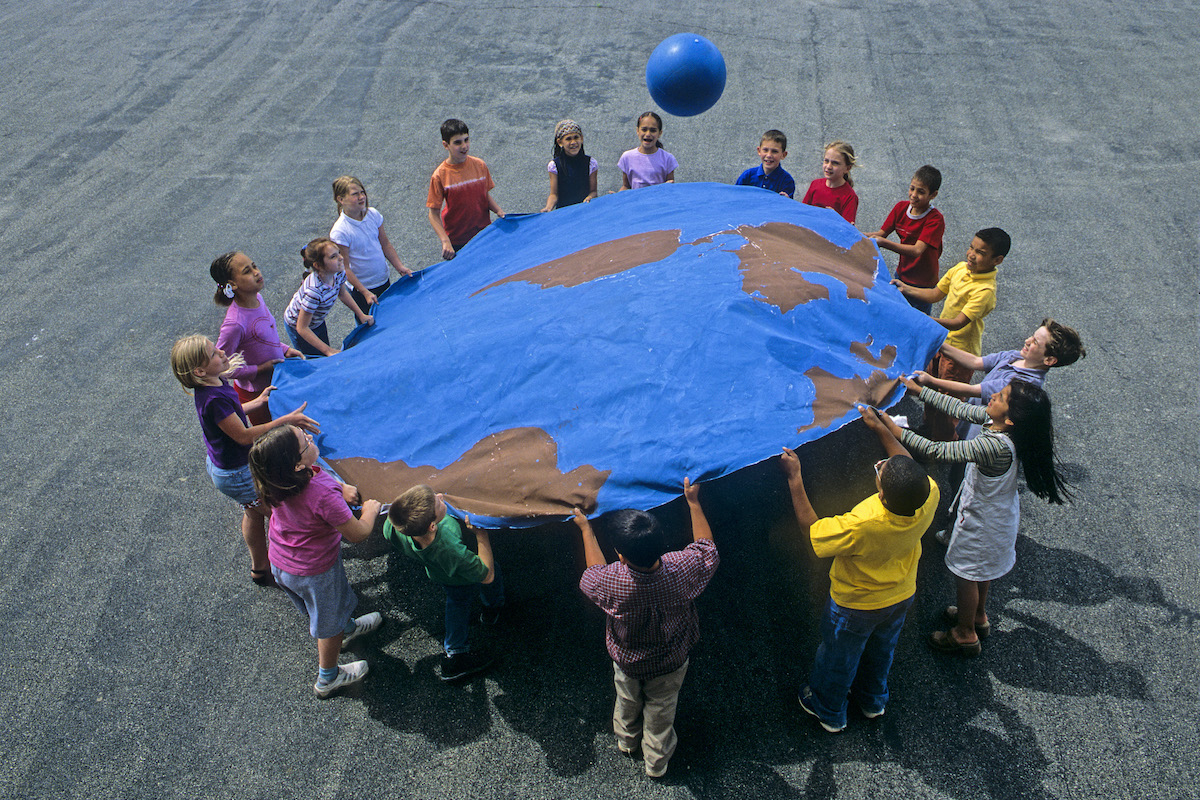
[801,140,859,224]
[249,425,383,698]
[210,251,304,425]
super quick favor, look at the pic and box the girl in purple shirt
[210,251,304,424]
[171,334,318,587]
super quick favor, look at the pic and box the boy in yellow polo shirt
[781,404,939,733]
[893,227,1008,439]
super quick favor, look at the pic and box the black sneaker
[439,651,496,682]
[479,605,503,626]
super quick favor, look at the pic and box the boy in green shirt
[384,485,503,682]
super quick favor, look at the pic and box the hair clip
[223,283,236,299]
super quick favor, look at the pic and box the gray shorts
[273,555,357,639]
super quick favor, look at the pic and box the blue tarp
[270,183,945,527]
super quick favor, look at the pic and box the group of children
[168,111,1089,774]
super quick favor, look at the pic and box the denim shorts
[273,556,358,639]
[206,458,260,508]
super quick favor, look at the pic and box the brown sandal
[943,606,991,639]
[929,629,981,656]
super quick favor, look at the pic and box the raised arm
[779,447,818,534]
[891,279,945,304]
[683,477,712,543]
[572,508,607,568]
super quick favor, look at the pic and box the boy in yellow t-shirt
[893,227,1008,440]
[781,404,939,733]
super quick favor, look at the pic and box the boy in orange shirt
[427,118,505,260]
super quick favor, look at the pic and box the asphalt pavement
[0,2,1196,798]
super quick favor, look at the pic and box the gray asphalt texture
[2,2,1196,799]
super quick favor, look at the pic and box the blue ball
[645,33,726,117]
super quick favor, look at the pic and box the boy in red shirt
[866,165,944,313]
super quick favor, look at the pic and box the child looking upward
[866,165,944,313]
[735,129,795,198]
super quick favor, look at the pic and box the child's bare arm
[909,370,981,399]
[295,307,338,356]
[427,207,456,260]
[341,265,375,308]
[683,478,713,542]
[939,341,985,371]
[585,170,598,202]
[335,244,376,305]
[338,285,374,326]
[573,508,607,567]
[464,515,497,584]
[377,226,412,276]
[779,448,818,534]
[487,192,504,218]
[216,402,319,447]
[663,170,676,184]
[542,172,559,212]
[338,499,381,543]
[935,311,971,331]
[890,280,945,304]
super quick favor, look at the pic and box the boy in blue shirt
[384,485,504,682]
[735,130,795,198]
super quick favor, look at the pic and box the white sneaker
[314,660,368,698]
[342,612,383,648]
[934,528,951,546]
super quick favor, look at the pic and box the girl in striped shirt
[864,377,1067,656]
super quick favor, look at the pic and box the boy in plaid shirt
[574,478,719,779]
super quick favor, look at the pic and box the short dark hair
[879,455,931,516]
[761,129,787,151]
[913,164,942,193]
[441,118,469,142]
[974,227,1011,258]
[387,484,437,537]
[607,509,666,569]
[1042,317,1086,367]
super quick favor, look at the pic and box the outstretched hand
[282,401,320,434]
[683,476,700,505]
[899,373,922,393]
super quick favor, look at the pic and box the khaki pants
[612,660,689,777]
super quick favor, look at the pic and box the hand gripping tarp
[270,182,946,527]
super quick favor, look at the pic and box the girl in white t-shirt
[329,175,412,313]
[617,111,678,190]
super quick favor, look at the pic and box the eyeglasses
[298,432,312,457]
[874,458,888,478]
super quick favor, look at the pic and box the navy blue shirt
[735,164,796,198]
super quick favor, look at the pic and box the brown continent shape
[800,367,899,433]
[850,336,898,368]
[328,426,610,521]
[471,229,684,296]
[695,222,879,313]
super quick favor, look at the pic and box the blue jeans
[806,595,913,728]
[442,565,505,656]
